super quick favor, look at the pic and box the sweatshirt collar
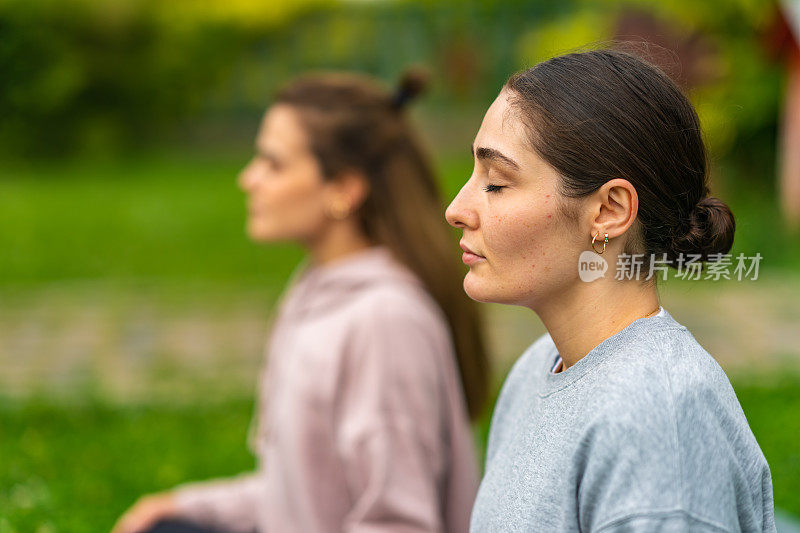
[539,308,685,397]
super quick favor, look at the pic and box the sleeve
[172,470,265,533]
[595,511,730,532]
[574,412,683,532]
[573,387,745,533]
[335,297,449,533]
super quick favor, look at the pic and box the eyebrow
[472,145,520,171]
[257,147,279,162]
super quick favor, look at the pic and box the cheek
[462,184,579,304]
[284,182,321,209]
[251,174,327,237]
[485,210,547,260]
[482,204,566,286]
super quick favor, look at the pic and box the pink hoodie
[174,246,479,532]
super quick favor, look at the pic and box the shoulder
[498,332,555,399]
[580,323,750,462]
[485,333,555,459]
[346,281,450,349]
[351,280,439,319]
[333,281,452,442]
[339,281,452,389]
[592,323,743,425]
[492,332,556,422]
[576,324,772,531]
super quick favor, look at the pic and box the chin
[463,271,531,306]
[463,271,501,303]
[246,221,277,243]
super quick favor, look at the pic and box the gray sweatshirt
[471,308,776,532]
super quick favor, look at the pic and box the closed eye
[483,184,505,193]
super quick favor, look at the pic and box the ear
[325,169,371,209]
[587,178,639,239]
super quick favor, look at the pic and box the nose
[445,182,478,230]
[238,159,257,192]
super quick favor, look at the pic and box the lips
[460,240,486,265]
[459,241,481,256]
[248,203,264,216]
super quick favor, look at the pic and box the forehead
[258,104,308,150]
[474,89,531,159]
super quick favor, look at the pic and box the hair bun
[391,67,430,109]
[668,196,736,261]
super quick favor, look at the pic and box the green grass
[734,377,800,517]
[1,375,798,532]
[2,153,799,290]
[0,152,473,288]
[0,153,303,286]
[0,397,256,533]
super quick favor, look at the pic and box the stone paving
[1,276,799,402]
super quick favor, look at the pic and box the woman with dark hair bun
[446,49,776,532]
[113,70,488,533]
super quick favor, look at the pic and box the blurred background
[2,0,800,531]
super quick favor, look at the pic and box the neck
[306,219,373,266]
[536,278,660,371]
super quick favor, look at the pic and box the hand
[112,492,178,533]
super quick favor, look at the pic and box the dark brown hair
[274,69,490,419]
[505,48,735,269]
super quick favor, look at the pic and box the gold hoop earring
[327,199,351,220]
[591,231,609,254]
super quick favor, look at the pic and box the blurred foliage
[519,0,783,163]
[1,0,783,168]
[0,0,331,156]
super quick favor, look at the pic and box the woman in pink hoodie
[113,71,488,533]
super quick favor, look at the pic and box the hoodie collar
[277,245,421,320]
